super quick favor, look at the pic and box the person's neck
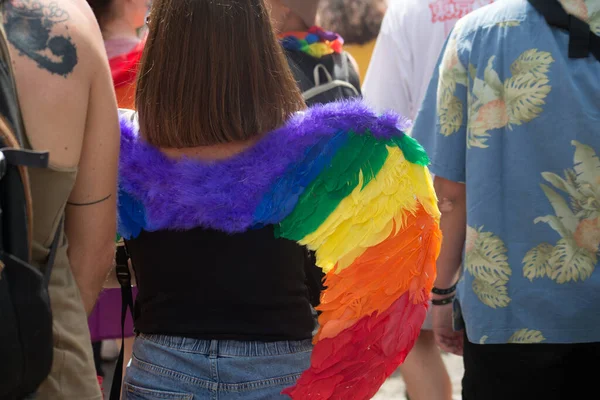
[160,138,261,162]
[282,16,310,34]
[101,18,139,42]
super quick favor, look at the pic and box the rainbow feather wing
[274,124,441,399]
[116,102,441,398]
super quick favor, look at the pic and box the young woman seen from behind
[117,0,441,398]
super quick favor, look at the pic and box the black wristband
[432,295,455,306]
[432,282,458,296]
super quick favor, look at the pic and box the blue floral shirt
[413,0,600,344]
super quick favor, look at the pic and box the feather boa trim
[118,99,441,399]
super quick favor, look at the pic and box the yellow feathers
[300,147,439,273]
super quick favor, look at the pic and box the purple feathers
[118,99,411,234]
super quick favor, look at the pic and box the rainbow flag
[117,100,441,399]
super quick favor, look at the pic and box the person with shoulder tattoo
[1,0,120,398]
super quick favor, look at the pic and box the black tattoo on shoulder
[2,0,78,77]
[67,194,112,207]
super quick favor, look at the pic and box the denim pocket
[123,382,193,400]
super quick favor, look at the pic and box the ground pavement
[374,353,464,399]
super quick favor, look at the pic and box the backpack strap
[528,0,600,61]
[332,52,362,96]
[109,243,134,400]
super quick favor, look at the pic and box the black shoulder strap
[528,0,600,61]
[109,244,134,400]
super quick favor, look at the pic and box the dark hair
[86,0,113,26]
[318,0,387,45]
[136,0,306,148]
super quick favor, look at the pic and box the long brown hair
[136,0,306,148]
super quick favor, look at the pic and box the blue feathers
[117,188,147,240]
[253,130,349,225]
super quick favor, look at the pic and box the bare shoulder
[1,0,113,167]
[2,0,104,77]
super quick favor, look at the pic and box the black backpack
[0,7,60,399]
[285,49,362,106]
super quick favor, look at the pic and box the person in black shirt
[111,0,441,398]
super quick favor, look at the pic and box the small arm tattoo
[2,0,78,77]
[67,194,112,207]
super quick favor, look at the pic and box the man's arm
[410,19,471,354]
[432,176,466,293]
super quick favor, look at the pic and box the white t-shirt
[363,0,494,121]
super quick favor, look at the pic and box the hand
[432,301,464,356]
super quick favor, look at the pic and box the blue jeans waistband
[138,334,313,357]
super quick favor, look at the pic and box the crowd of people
[0,0,598,399]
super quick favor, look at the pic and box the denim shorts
[122,334,313,399]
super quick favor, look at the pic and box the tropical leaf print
[437,28,468,137]
[508,329,546,344]
[472,278,511,308]
[549,238,597,283]
[542,172,586,205]
[466,226,511,308]
[467,127,492,149]
[526,142,599,285]
[573,140,600,196]
[466,50,553,147]
[539,184,579,235]
[509,49,554,78]
[439,93,464,136]
[574,218,600,253]
[468,58,506,148]
[504,74,552,127]
[523,243,554,281]
[469,100,508,148]
[504,50,554,127]
[465,226,511,282]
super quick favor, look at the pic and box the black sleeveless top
[126,225,315,341]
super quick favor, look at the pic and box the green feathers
[392,134,430,166]
[277,130,429,241]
